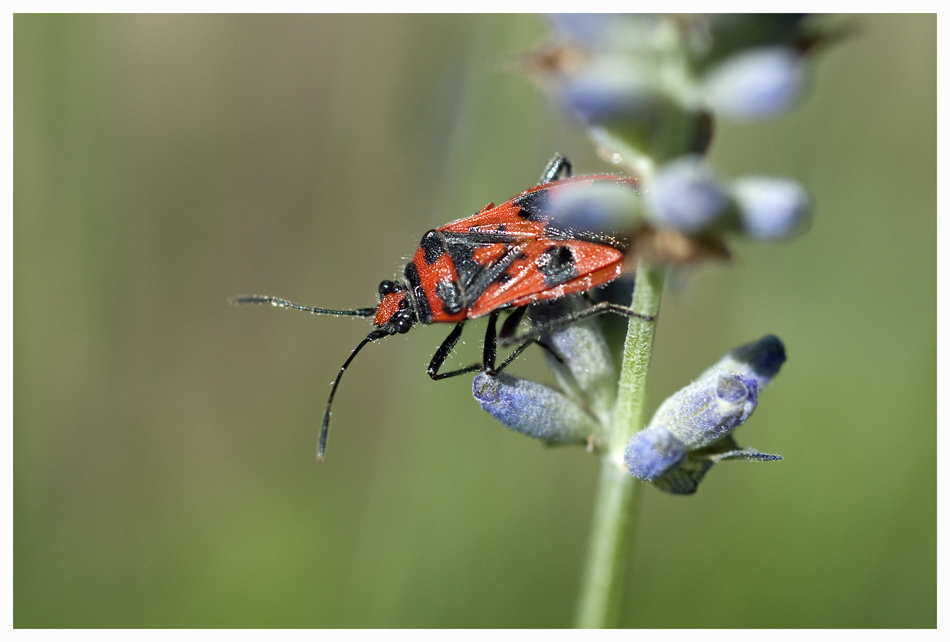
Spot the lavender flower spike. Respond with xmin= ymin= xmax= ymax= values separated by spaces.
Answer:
xmin=625 ymin=335 xmax=786 ymax=491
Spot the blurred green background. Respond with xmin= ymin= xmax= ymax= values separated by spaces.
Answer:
xmin=14 ymin=14 xmax=935 ymax=628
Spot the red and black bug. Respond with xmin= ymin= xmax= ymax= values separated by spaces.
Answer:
xmin=231 ymin=155 xmax=652 ymax=460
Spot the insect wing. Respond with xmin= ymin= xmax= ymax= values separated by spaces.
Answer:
xmin=465 ymin=238 xmax=624 ymax=318
xmin=439 ymin=203 xmax=546 ymax=242
xmin=433 ymin=174 xmax=635 ymax=319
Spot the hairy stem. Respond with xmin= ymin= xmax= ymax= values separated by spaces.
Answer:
xmin=575 ymin=263 xmax=664 ymax=628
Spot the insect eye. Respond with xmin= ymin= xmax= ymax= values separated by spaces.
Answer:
xmin=379 ymin=280 xmax=395 ymax=296
xmin=398 ymin=296 xmax=409 ymax=310
xmin=394 ymin=315 xmax=412 ymax=334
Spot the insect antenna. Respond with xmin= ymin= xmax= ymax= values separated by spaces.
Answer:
xmin=319 ymin=329 xmax=390 ymax=462
xmin=229 ymin=294 xmax=377 ymax=317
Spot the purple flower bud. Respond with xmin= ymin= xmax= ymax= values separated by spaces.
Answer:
xmin=703 ymin=334 xmax=786 ymax=390
xmin=703 ymin=46 xmax=804 ymax=120
xmin=548 ymin=178 xmax=641 ymax=232
xmin=647 ymin=156 xmax=729 ymax=233
xmin=730 ymin=177 xmax=810 ymax=240
xmin=648 ymin=370 xmax=759 ymax=450
xmin=623 ymin=426 xmax=687 ymax=482
xmin=560 ymin=63 xmax=656 ymax=124
xmin=472 ymin=372 xmax=598 ymax=444
xmin=631 ymin=337 xmax=787 ymax=492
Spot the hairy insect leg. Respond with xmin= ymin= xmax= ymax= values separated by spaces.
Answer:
xmin=499 ymin=306 xmax=528 ymax=341
xmin=483 ymin=310 xmax=564 ymax=373
xmin=538 ymin=154 xmax=573 ymax=185
xmin=500 ymin=301 xmax=656 ymax=347
xmin=490 ymin=337 xmax=567 ymax=375
xmin=499 ymin=306 xmax=565 ymax=366
xmin=427 ymin=322 xmax=483 ymax=381
xmin=428 ymin=309 xmax=569 ymax=381
xmin=482 ymin=310 xmax=501 ymax=374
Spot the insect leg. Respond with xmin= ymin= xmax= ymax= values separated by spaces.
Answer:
xmin=491 ymin=337 xmax=566 ymax=375
xmin=427 ymin=322 xmax=483 ymax=381
xmin=538 ymin=154 xmax=573 ymax=184
xmin=482 ymin=306 xmax=565 ymax=374
xmin=482 ymin=311 xmax=501 ymax=374
xmin=492 ymin=340 xmax=533 ymax=374
xmin=534 ymin=339 xmax=566 ymax=365
xmin=427 ymin=311 xmax=543 ymax=380
xmin=428 ymin=310 xmax=570 ymax=381
xmin=500 ymin=301 xmax=655 ymax=347
xmin=498 ymin=306 xmax=566 ymax=366
xmin=499 ymin=306 xmax=528 ymax=342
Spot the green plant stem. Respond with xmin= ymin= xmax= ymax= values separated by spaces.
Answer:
xmin=574 ymin=263 xmax=665 ymax=628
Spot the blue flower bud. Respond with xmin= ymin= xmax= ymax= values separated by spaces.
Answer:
xmin=702 ymin=334 xmax=786 ymax=390
xmin=560 ymin=62 xmax=657 ymax=124
xmin=623 ymin=426 xmax=687 ymax=482
xmin=648 ymin=370 xmax=759 ymax=450
xmin=472 ymin=372 xmax=599 ymax=444
xmin=634 ymin=337 xmax=787 ymax=493
xmin=548 ymin=178 xmax=642 ymax=232
xmin=730 ymin=177 xmax=810 ymax=240
xmin=647 ymin=156 xmax=729 ymax=233
xmin=703 ymin=46 xmax=804 ymax=120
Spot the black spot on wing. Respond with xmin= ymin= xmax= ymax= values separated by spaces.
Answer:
xmin=513 ymin=187 xmax=551 ymax=221
xmin=536 ymin=245 xmax=578 ymax=287
xmin=463 ymin=246 xmax=527 ymax=307
xmin=493 ymin=250 xmax=529 ymax=286
xmin=444 ymin=238 xmax=480 ymax=289
xmin=420 ymin=230 xmax=445 ymax=265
